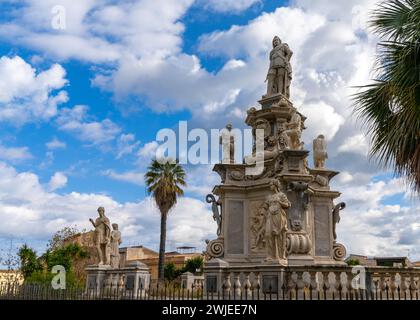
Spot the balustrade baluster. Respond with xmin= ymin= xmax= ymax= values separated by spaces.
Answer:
xmin=244 ymin=273 xmax=252 ymax=299
xmin=224 ymin=273 xmax=231 ymax=300
xmin=296 ymin=271 xmax=305 ymax=300
xmin=308 ymin=271 xmax=318 ymax=300
xmin=322 ymin=272 xmax=330 ymax=300
xmin=400 ymin=273 xmax=408 ymax=300
xmin=234 ymin=274 xmax=241 ymax=300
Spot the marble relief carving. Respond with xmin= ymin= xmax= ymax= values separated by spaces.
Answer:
xmin=250 ymin=200 xmax=266 ymax=252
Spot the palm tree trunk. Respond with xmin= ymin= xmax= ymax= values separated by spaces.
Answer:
xmin=157 ymin=211 xmax=168 ymax=282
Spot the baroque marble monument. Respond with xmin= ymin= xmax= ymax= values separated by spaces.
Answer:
xmin=204 ymin=36 xmax=347 ymax=292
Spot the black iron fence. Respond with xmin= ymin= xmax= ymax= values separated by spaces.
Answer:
xmin=1 ymin=280 xmax=419 ymax=300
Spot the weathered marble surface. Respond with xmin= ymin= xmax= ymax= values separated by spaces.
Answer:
xmin=226 ymin=200 xmax=244 ymax=254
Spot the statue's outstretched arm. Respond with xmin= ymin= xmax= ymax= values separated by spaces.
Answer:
xmin=89 ymin=218 xmax=96 ymax=228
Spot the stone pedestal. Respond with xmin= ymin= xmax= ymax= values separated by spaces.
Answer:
xmin=122 ymin=261 xmax=150 ymax=297
xmin=85 ymin=265 xmax=111 ymax=294
xmin=85 ymin=261 xmax=150 ymax=298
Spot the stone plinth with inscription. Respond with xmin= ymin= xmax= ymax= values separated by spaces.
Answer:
xmin=203 ymin=36 xmax=347 ymax=292
xmin=85 ymin=261 xmax=150 ymax=298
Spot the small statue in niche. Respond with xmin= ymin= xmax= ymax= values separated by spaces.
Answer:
xmin=313 ymin=134 xmax=328 ymax=169
xmin=332 ymin=202 xmax=346 ymax=241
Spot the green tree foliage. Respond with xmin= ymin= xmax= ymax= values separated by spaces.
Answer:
xmin=353 ymin=0 xmax=420 ymax=192
xmin=182 ymin=256 xmax=204 ymax=274
xmin=18 ymin=242 xmax=89 ymax=287
xmin=18 ymin=244 xmax=42 ymax=279
xmin=48 ymin=226 xmax=85 ymax=251
xmin=164 ymin=263 xmax=182 ymax=281
xmin=346 ymin=259 xmax=361 ymax=266
xmin=163 ymin=256 xmax=204 ymax=281
xmin=42 ymin=243 xmax=88 ymax=272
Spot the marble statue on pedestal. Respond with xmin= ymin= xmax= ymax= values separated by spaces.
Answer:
xmin=263 ymin=180 xmax=290 ymax=264
xmin=220 ymin=123 xmax=235 ymax=164
xmin=89 ymin=207 xmax=111 ymax=265
xmin=110 ymin=223 xmax=122 ymax=268
xmin=85 ymin=212 xmax=151 ymax=295
xmin=313 ymin=134 xmax=328 ymax=169
xmin=265 ymin=36 xmax=293 ymax=98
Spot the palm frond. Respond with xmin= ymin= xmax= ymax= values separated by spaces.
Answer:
xmin=353 ymin=0 xmax=420 ymax=193
xmin=370 ymin=0 xmax=417 ymax=41
xmin=144 ymin=159 xmax=187 ymax=214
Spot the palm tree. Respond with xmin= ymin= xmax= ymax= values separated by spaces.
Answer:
xmin=145 ymin=159 xmax=186 ymax=282
xmin=353 ymin=0 xmax=420 ymax=192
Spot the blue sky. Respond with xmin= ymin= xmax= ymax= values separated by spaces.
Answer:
xmin=0 ymin=0 xmax=418 ymax=264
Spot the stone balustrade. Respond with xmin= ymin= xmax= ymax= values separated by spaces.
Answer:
xmin=209 ymin=266 xmax=420 ymax=300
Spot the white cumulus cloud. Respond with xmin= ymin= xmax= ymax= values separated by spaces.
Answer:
xmin=56 ymin=105 xmax=121 ymax=145
xmin=48 ymin=172 xmax=68 ymax=191
xmin=0 ymin=56 xmax=68 ymax=125
xmin=202 ymin=0 xmax=261 ymax=13
xmin=0 ymin=144 xmax=32 ymax=162
xmin=338 ymin=134 xmax=369 ymax=155
xmin=46 ymin=137 xmax=66 ymax=150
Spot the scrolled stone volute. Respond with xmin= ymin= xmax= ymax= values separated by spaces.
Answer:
xmin=205 ymin=238 xmax=224 ymax=260
xmin=332 ymin=242 xmax=346 ymax=261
